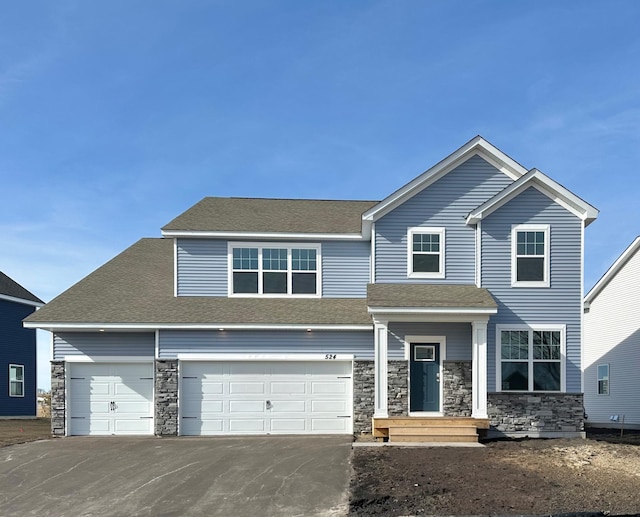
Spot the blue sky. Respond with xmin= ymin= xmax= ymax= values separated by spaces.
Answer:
xmin=2 ymin=1 xmax=639 ymax=389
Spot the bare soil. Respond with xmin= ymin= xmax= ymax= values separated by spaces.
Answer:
xmin=0 ymin=418 xmax=51 ymax=447
xmin=350 ymin=430 xmax=640 ymax=516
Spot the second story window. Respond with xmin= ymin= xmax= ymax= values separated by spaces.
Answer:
xmin=407 ymin=227 xmax=445 ymax=279
xmin=512 ymin=224 xmax=549 ymax=287
xmin=230 ymin=244 xmax=320 ymax=296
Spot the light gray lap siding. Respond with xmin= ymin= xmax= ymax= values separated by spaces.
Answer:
xmin=158 ymin=329 xmax=376 ymax=359
xmin=53 ymin=332 xmax=155 ymax=360
xmin=322 ymin=241 xmax=370 ymax=297
xmin=375 ymin=155 xmax=513 ymax=284
xmin=481 ymin=187 xmax=583 ymax=392
xmin=388 ymin=322 xmax=472 ymax=360
xmin=176 ymin=239 xmax=228 ymax=296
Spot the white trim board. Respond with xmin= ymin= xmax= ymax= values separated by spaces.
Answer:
xmin=176 ymin=353 xmax=354 ymax=361
xmin=1 ymin=293 xmax=44 ymax=307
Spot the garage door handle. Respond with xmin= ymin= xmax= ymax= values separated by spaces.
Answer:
xmin=266 ymin=400 xmax=273 ymax=410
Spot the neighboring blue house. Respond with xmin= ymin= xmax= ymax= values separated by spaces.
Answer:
xmin=0 ymin=272 xmax=43 ymax=417
xmin=25 ymin=137 xmax=598 ymax=440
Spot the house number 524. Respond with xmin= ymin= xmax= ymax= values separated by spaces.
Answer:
xmin=324 ymin=354 xmax=337 ymax=360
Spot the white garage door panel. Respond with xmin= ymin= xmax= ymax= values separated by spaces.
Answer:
xmin=69 ymin=363 xmax=154 ymax=436
xmin=180 ymin=361 xmax=352 ymax=435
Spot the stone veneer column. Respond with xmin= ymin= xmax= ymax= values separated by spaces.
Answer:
xmin=387 ymin=360 xmax=408 ymax=417
xmin=50 ymin=361 xmax=65 ymax=436
xmin=155 ymin=359 xmax=178 ymax=436
xmin=442 ymin=361 xmax=472 ymax=416
xmin=352 ymin=361 xmax=375 ymax=434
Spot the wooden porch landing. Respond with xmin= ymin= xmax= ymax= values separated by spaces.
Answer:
xmin=373 ymin=417 xmax=490 ymax=443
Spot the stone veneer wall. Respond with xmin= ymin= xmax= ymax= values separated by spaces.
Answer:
xmin=50 ymin=361 xmax=65 ymax=436
xmin=155 ymin=359 xmax=178 ymax=436
xmin=352 ymin=361 xmax=374 ymax=434
xmin=442 ymin=360 xmax=472 ymax=417
xmin=388 ymin=360 xmax=408 ymax=417
xmin=487 ymin=392 xmax=585 ymax=436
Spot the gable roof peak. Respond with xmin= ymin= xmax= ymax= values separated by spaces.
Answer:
xmin=362 ymin=136 xmax=529 ymax=222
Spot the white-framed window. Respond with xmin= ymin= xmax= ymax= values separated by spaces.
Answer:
xmin=597 ymin=364 xmax=609 ymax=395
xmin=496 ymin=325 xmax=565 ymax=392
xmin=228 ymin=243 xmax=321 ymax=297
xmin=9 ymin=364 xmax=24 ymax=397
xmin=407 ymin=227 xmax=445 ymax=279
xmin=511 ymin=224 xmax=550 ymax=287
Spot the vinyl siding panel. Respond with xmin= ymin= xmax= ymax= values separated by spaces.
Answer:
xmin=176 ymin=239 xmax=227 ymax=296
xmin=322 ymin=241 xmax=370 ymax=297
xmin=584 ymin=247 xmax=640 ymax=426
xmin=482 ymin=187 xmax=583 ymax=392
xmin=0 ymin=299 xmax=37 ymax=416
xmin=158 ymin=329 xmax=376 ymax=359
xmin=375 ymin=155 xmax=513 ymax=284
xmin=54 ymin=332 xmax=155 ymax=360
xmin=388 ymin=322 xmax=472 ymax=360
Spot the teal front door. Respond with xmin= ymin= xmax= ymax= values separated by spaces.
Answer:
xmin=409 ymin=343 xmax=440 ymax=412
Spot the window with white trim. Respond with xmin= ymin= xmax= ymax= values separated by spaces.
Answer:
xmin=408 ymin=227 xmax=445 ymax=278
xmin=229 ymin=244 xmax=320 ymax=296
xmin=9 ymin=364 xmax=24 ymax=397
xmin=498 ymin=327 xmax=563 ymax=391
xmin=597 ymin=364 xmax=609 ymax=395
xmin=511 ymin=224 xmax=549 ymax=287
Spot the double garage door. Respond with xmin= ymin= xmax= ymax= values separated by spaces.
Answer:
xmin=181 ymin=361 xmax=352 ymax=435
xmin=68 ymin=360 xmax=352 ymax=436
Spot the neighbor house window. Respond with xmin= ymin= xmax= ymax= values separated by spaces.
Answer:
xmin=511 ymin=224 xmax=549 ymax=287
xmin=229 ymin=244 xmax=320 ymax=296
xmin=498 ymin=327 xmax=563 ymax=392
xmin=407 ymin=227 xmax=445 ymax=278
xmin=9 ymin=364 xmax=24 ymax=397
xmin=597 ymin=364 xmax=609 ymax=395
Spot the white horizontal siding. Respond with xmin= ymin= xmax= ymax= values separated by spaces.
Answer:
xmin=159 ymin=329 xmax=376 ymax=359
xmin=375 ymin=155 xmax=513 ymax=284
xmin=584 ymin=247 xmax=640 ymax=426
xmin=177 ymin=239 xmax=227 ymax=296
xmin=482 ymin=187 xmax=582 ymax=392
xmin=54 ymin=332 xmax=155 ymax=360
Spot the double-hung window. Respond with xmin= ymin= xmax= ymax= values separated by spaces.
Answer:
xmin=230 ymin=244 xmax=320 ymax=296
xmin=597 ymin=364 xmax=609 ymax=395
xmin=408 ymin=227 xmax=445 ymax=278
xmin=9 ymin=364 xmax=24 ymax=397
xmin=512 ymin=224 xmax=549 ymax=287
xmin=498 ymin=327 xmax=564 ymax=392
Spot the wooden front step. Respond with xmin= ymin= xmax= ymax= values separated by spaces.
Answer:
xmin=388 ymin=425 xmax=478 ymax=443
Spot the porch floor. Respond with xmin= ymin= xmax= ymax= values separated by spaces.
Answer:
xmin=372 ymin=417 xmax=490 ymax=443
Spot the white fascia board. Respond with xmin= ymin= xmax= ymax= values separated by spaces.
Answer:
xmin=177 ymin=353 xmax=354 ymax=361
xmin=162 ymin=230 xmax=368 ymax=241
xmin=466 ymin=169 xmax=599 ymax=226
xmin=64 ymin=356 xmax=153 ymax=363
xmin=0 ymin=294 xmax=44 ymax=307
xmin=362 ymin=136 xmax=528 ymax=223
xmin=584 ymin=236 xmax=640 ymax=304
xmin=367 ymin=306 xmax=497 ymax=315
xmin=23 ymin=322 xmax=373 ymax=331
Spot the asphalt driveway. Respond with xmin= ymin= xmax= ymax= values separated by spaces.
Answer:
xmin=0 ymin=435 xmax=352 ymax=516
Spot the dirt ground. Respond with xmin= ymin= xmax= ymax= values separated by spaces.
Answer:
xmin=0 ymin=418 xmax=51 ymax=447
xmin=350 ymin=429 xmax=640 ymax=516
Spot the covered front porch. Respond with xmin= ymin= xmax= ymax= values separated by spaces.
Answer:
xmin=367 ymin=284 xmax=497 ymax=442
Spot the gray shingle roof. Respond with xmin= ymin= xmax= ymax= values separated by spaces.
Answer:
xmin=367 ymin=283 xmax=497 ymax=309
xmin=24 ymin=238 xmax=372 ymax=326
xmin=0 ymin=272 xmax=43 ymax=304
xmin=162 ymin=197 xmax=379 ymax=234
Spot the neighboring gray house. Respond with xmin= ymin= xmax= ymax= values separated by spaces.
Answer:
xmin=583 ymin=237 xmax=640 ymax=430
xmin=25 ymin=136 xmax=598 ymax=440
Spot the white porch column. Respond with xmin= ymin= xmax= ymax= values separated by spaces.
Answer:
xmin=471 ymin=320 xmax=488 ymax=419
xmin=373 ymin=319 xmax=389 ymax=418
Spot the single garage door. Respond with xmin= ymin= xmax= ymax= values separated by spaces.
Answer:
xmin=180 ymin=361 xmax=352 ymax=435
xmin=69 ymin=363 xmax=154 ymax=436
